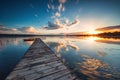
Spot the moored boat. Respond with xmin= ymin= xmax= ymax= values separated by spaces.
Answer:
xmin=23 ymin=38 xmax=35 ymax=41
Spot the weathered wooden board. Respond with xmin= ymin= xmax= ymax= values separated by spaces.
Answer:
xmin=6 ymin=38 xmax=79 ymax=80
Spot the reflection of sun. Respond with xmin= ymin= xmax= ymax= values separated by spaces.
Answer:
xmin=88 ymin=37 xmax=95 ymax=42
xmin=87 ymin=37 xmax=99 ymax=43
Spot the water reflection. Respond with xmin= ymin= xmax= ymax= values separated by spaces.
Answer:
xmin=96 ymin=51 xmax=106 ymax=57
xmin=95 ymin=38 xmax=120 ymax=45
xmin=0 ymin=37 xmax=31 ymax=49
xmin=0 ymin=36 xmax=120 ymax=80
xmin=47 ymin=42 xmax=79 ymax=52
xmin=43 ymin=36 xmax=120 ymax=80
xmin=24 ymin=41 xmax=34 ymax=45
xmin=0 ymin=38 xmax=19 ymax=49
xmin=77 ymin=54 xmax=110 ymax=80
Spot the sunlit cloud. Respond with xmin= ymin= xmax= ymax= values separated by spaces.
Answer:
xmin=0 ymin=0 xmax=120 ymax=35
xmin=42 ymin=19 xmax=80 ymax=31
xmin=18 ymin=26 xmax=39 ymax=34
xmin=64 ymin=18 xmax=69 ymax=24
xmin=43 ymin=19 xmax=64 ymax=30
xmin=96 ymin=25 xmax=120 ymax=32
xmin=69 ymin=19 xmax=80 ymax=27
xmin=0 ymin=19 xmax=81 ymax=34
xmin=51 ymin=12 xmax=60 ymax=18
xmin=0 ymin=25 xmax=41 ymax=34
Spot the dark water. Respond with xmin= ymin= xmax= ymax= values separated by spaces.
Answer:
xmin=0 ymin=36 xmax=120 ymax=80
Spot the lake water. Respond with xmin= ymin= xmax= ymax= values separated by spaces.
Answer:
xmin=0 ymin=36 xmax=120 ymax=80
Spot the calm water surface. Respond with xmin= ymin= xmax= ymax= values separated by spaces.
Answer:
xmin=0 ymin=36 xmax=120 ymax=80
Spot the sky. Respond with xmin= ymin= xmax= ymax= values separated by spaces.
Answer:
xmin=0 ymin=0 xmax=120 ymax=34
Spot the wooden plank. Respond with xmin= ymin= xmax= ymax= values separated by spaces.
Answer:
xmin=6 ymin=38 xmax=79 ymax=80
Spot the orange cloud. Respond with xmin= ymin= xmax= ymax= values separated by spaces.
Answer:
xmin=96 ymin=25 xmax=120 ymax=32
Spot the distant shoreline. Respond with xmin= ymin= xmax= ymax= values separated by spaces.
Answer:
xmin=0 ymin=32 xmax=120 ymax=38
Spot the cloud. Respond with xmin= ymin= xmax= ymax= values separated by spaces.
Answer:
xmin=0 ymin=25 xmax=19 ymax=34
xmin=47 ymin=4 xmax=51 ymax=9
xmin=59 ymin=0 xmax=67 ymax=3
xmin=51 ymin=5 xmax=55 ymax=9
xmin=62 ymin=7 xmax=65 ymax=11
xmin=0 ymin=25 xmax=40 ymax=34
xmin=96 ymin=25 xmax=120 ymax=32
xmin=43 ymin=19 xmax=80 ymax=30
xmin=64 ymin=18 xmax=69 ymax=24
xmin=18 ymin=26 xmax=39 ymax=34
xmin=47 ymin=0 xmax=66 ymax=19
xmin=47 ymin=4 xmax=55 ymax=10
xmin=58 ymin=3 xmax=63 ymax=12
xmin=55 ymin=12 xmax=61 ymax=17
xmin=43 ymin=19 xmax=64 ymax=30
xmin=69 ymin=19 xmax=80 ymax=26
xmin=51 ymin=12 xmax=61 ymax=18
xmin=34 ymin=14 xmax=38 ymax=17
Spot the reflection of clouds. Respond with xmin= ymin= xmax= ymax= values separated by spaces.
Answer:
xmin=24 ymin=41 xmax=33 ymax=45
xmin=68 ymin=43 xmax=79 ymax=51
xmin=96 ymin=51 xmax=106 ymax=57
xmin=56 ymin=53 xmax=61 ymax=58
xmin=0 ymin=36 xmax=45 ymax=49
xmin=0 ymin=38 xmax=19 ymax=49
xmin=44 ymin=37 xmax=120 ymax=79
xmin=45 ymin=37 xmax=79 ymax=53
xmin=56 ymin=42 xmax=66 ymax=52
xmin=55 ymin=42 xmax=79 ymax=52
xmin=77 ymin=54 xmax=110 ymax=80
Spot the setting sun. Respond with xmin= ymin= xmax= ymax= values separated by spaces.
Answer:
xmin=87 ymin=30 xmax=99 ymax=34
xmin=86 ymin=28 xmax=99 ymax=34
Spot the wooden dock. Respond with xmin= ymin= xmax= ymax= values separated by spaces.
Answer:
xmin=6 ymin=38 xmax=79 ymax=80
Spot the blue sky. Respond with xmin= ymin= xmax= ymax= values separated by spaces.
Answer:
xmin=0 ymin=0 xmax=120 ymax=34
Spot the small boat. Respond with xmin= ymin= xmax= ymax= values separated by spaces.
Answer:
xmin=23 ymin=38 xmax=35 ymax=41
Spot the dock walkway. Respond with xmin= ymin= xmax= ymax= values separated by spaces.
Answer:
xmin=6 ymin=38 xmax=79 ymax=80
